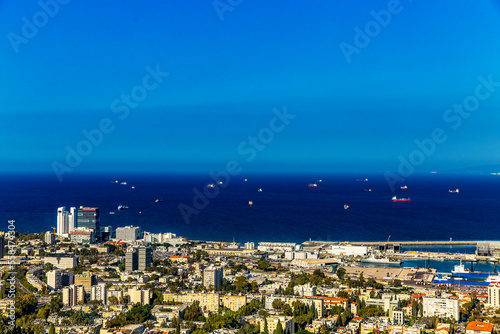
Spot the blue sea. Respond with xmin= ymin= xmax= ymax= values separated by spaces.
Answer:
xmin=1 ymin=172 xmax=500 ymax=245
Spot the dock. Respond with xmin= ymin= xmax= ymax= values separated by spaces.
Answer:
xmin=304 ymin=240 xmax=488 ymax=247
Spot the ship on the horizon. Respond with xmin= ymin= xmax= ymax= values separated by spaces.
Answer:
xmin=392 ymin=196 xmax=410 ymax=202
xmin=118 ymin=204 xmax=129 ymax=210
xmin=308 ymin=183 xmax=318 ymax=188
xmin=360 ymin=255 xmax=402 ymax=266
xmin=449 ymin=189 xmax=459 ymax=193
xmin=401 ymin=185 xmax=408 ymax=189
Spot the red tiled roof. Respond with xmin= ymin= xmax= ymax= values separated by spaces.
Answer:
xmin=466 ymin=322 xmax=494 ymax=332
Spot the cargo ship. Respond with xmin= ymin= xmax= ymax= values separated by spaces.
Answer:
xmin=118 ymin=204 xmax=129 ymax=210
xmin=433 ymin=262 xmax=500 ymax=286
xmin=360 ymin=255 xmax=402 ymax=266
xmin=449 ymin=189 xmax=459 ymax=193
xmin=308 ymin=183 xmax=318 ymax=188
xmin=392 ymin=196 xmax=410 ymax=201
xmin=400 ymin=185 xmax=407 ymax=189
xmin=451 ymin=262 xmax=492 ymax=279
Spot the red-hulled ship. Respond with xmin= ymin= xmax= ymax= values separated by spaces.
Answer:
xmin=308 ymin=183 xmax=318 ymax=188
xmin=392 ymin=196 xmax=410 ymax=202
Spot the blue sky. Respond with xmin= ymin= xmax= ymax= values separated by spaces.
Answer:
xmin=1 ymin=1 xmax=500 ymax=175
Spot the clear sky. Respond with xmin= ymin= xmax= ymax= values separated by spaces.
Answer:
xmin=2 ymin=1 xmax=500 ymax=175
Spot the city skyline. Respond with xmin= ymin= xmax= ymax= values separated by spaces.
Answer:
xmin=2 ymin=1 xmax=500 ymax=176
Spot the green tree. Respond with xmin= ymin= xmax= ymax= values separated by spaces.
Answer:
xmin=263 ymin=317 xmax=269 ymax=334
xmin=392 ymin=279 xmax=402 ymax=287
xmin=336 ymin=267 xmax=346 ymax=280
xmin=258 ymin=259 xmax=272 ymax=271
xmin=49 ymin=323 xmax=56 ymax=334
xmin=274 ymin=320 xmax=283 ymax=334
xmin=234 ymin=276 xmax=249 ymax=293
xmin=44 ymin=262 xmax=54 ymax=272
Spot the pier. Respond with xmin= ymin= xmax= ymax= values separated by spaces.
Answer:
xmin=304 ymin=240 xmax=488 ymax=247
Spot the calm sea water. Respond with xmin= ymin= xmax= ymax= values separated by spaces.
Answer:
xmin=1 ymin=172 xmax=499 ymax=244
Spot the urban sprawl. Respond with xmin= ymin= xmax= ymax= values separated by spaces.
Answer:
xmin=2 ymin=206 xmax=500 ymax=334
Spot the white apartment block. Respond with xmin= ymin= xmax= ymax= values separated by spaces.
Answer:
xmin=91 ymin=283 xmax=107 ymax=304
xmin=293 ymin=283 xmax=317 ymax=297
xmin=422 ymin=296 xmax=459 ymax=321
xmin=116 ymin=226 xmax=141 ymax=242
xmin=488 ymin=284 xmax=500 ymax=307
xmin=144 ymin=232 xmax=177 ymax=243
xmin=44 ymin=256 xmax=77 ymax=270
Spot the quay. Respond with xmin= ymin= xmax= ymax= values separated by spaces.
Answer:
xmin=304 ymin=240 xmax=488 ymax=247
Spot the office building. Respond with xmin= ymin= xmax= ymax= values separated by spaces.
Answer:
xmin=56 ymin=207 xmax=76 ymax=236
xmin=203 ymin=266 xmax=223 ymax=290
xmin=126 ymin=247 xmax=152 ymax=271
xmin=126 ymin=249 xmax=138 ymax=272
xmin=74 ymin=271 xmax=96 ymax=295
xmin=101 ymin=226 xmax=114 ymax=241
xmin=47 ymin=270 xmax=74 ymax=290
xmin=422 ymin=296 xmax=459 ymax=321
xmin=0 ymin=235 xmax=4 ymax=258
xmin=77 ymin=206 xmax=100 ymax=237
xmin=116 ymin=226 xmax=141 ymax=242
xmin=91 ymin=283 xmax=107 ymax=304
xmin=138 ymin=247 xmax=152 ymax=270
xmin=70 ymin=228 xmax=95 ymax=244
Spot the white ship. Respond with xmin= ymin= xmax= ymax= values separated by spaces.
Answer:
xmin=360 ymin=255 xmax=402 ymax=265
